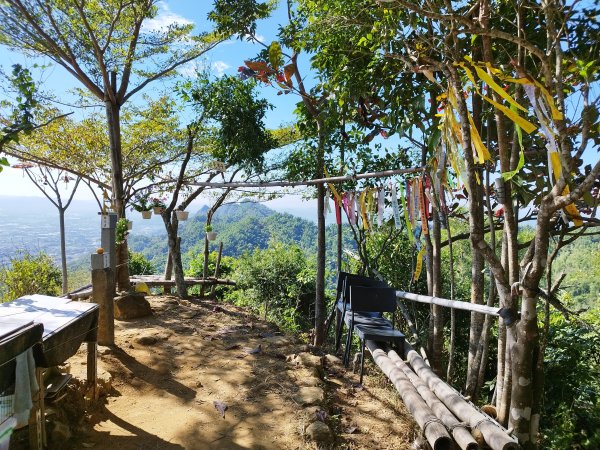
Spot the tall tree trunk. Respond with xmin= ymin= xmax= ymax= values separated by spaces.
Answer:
xmin=337 ymin=135 xmax=345 ymax=272
xmin=164 ymin=216 xmax=187 ymax=299
xmin=465 ymin=35 xmax=486 ymax=396
xmin=510 ymin=289 xmax=539 ymax=449
xmin=446 ymin=221 xmax=457 ymax=383
xmin=509 ymin=203 xmax=551 ymax=447
xmin=314 ymin=127 xmax=326 ymax=346
xmin=430 ymin=208 xmax=444 ymax=376
xmin=58 ymin=208 xmax=68 ymax=294
xmin=465 ymin=180 xmax=485 ymax=397
xmin=105 ymin=98 xmax=130 ymax=291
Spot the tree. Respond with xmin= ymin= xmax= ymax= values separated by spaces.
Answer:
xmin=0 ymin=0 xmax=222 ymax=285
xmin=5 ymin=98 xmax=185 ymax=289
xmin=157 ymin=74 xmax=275 ymax=298
xmin=296 ymin=0 xmax=600 ymax=446
xmin=228 ymin=241 xmax=316 ymax=332
xmin=210 ymin=0 xmax=349 ymax=345
xmin=18 ymin=164 xmax=81 ymax=294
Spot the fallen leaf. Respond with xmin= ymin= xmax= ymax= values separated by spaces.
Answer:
xmin=315 ymin=409 xmax=328 ymax=422
xmin=213 ymin=400 xmax=228 ymax=418
xmin=343 ymin=426 xmax=358 ymax=434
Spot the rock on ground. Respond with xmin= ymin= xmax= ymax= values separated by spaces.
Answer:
xmin=305 ymin=421 xmax=333 ymax=444
xmin=114 ymin=292 xmax=152 ymax=320
xmin=293 ymin=386 xmax=325 ymax=406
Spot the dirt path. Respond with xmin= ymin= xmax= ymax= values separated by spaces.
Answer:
xmin=55 ymin=296 xmax=417 ymax=449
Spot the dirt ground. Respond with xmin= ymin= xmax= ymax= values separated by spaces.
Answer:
xmin=43 ymin=295 xmax=418 ymax=449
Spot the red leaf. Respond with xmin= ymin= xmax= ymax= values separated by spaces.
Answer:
xmin=284 ymin=64 xmax=296 ymax=83
xmin=245 ymin=60 xmax=270 ymax=72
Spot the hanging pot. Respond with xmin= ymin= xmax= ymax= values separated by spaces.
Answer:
xmin=141 ymin=210 xmax=152 ymax=219
xmin=153 ymin=206 xmax=164 ymax=215
xmin=206 ymin=231 xmax=217 ymax=241
xmin=176 ymin=210 xmax=189 ymax=221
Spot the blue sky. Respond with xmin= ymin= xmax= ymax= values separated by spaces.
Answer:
xmin=0 ymin=1 xmax=326 ymax=220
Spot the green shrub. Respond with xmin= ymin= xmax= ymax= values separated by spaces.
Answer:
xmin=541 ymin=302 xmax=600 ymax=448
xmin=128 ymin=251 xmax=155 ymax=276
xmin=0 ymin=252 xmax=61 ymax=301
xmin=225 ymin=241 xmax=316 ymax=332
xmin=185 ymin=251 xmax=234 ymax=279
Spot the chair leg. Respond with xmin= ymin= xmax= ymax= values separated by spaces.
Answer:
xmin=335 ymin=304 xmax=346 ymax=352
xmin=359 ymin=339 xmax=366 ymax=385
xmin=343 ymin=325 xmax=354 ymax=366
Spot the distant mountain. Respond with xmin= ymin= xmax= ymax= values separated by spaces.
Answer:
xmin=0 ymin=196 xmax=355 ymax=275
xmin=128 ymin=202 xmax=355 ymax=272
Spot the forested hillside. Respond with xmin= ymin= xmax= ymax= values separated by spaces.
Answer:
xmin=128 ymin=202 xmax=356 ymax=272
xmin=553 ymin=234 xmax=600 ymax=308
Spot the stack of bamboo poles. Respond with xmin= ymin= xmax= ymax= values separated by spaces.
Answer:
xmin=365 ymin=340 xmax=519 ymax=450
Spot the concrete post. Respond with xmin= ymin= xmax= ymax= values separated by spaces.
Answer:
xmin=100 ymin=212 xmax=117 ymax=294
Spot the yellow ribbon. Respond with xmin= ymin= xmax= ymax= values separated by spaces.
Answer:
xmin=359 ymin=190 xmax=369 ymax=230
xmin=414 ymin=247 xmax=426 ymax=281
xmin=549 ymin=152 xmax=583 ymax=226
xmin=323 ymin=167 xmax=342 ymax=205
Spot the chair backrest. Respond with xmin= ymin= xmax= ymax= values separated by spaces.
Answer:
xmin=349 ymin=286 xmax=397 ymax=313
xmin=335 ymin=271 xmax=354 ymax=301
xmin=342 ymin=274 xmax=388 ymax=303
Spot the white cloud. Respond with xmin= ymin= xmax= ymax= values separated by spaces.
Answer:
xmin=238 ymin=34 xmax=266 ymax=44
xmin=177 ymin=60 xmax=231 ymax=78
xmin=143 ymin=1 xmax=193 ymax=32
xmin=177 ymin=60 xmax=204 ymax=78
xmin=212 ymin=61 xmax=230 ymax=75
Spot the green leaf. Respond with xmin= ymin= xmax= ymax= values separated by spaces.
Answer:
xmin=269 ymin=41 xmax=282 ymax=71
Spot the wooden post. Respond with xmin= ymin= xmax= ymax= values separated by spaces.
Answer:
xmin=87 ymin=341 xmax=98 ymax=400
xmin=210 ymin=242 xmax=223 ymax=297
xmin=91 ymin=261 xmax=114 ymax=346
xmin=200 ymin=235 xmax=209 ymax=297
xmin=28 ymin=368 xmax=45 ymax=450
xmin=164 ymin=247 xmax=173 ymax=294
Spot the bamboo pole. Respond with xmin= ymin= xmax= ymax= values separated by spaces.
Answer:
xmin=387 ymin=349 xmax=478 ymax=450
xmin=404 ymin=343 xmax=519 ymax=450
xmin=365 ymin=341 xmax=453 ymax=450
xmin=397 ymin=291 xmax=504 ymax=317
xmin=188 ymin=167 xmax=424 ymax=188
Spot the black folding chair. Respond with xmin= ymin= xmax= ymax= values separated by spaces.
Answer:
xmin=324 ymin=271 xmax=352 ymax=340
xmin=336 ymin=274 xmax=388 ymax=354
xmin=349 ymin=286 xmax=405 ymax=383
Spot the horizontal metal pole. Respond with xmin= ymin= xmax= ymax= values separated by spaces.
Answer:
xmin=396 ymin=291 xmax=502 ymax=317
